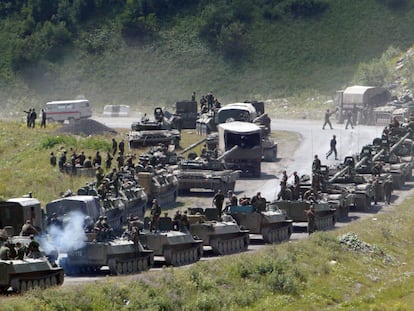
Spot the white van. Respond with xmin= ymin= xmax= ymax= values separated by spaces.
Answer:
xmin=45 ymin=99 xmax=92 ymax=122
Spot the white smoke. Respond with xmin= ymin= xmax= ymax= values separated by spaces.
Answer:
xmin=40 ymin=210 xmax=87 ymax=254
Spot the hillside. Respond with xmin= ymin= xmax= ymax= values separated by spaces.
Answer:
xmin=1 ymin=0 xmax=414 ymax=115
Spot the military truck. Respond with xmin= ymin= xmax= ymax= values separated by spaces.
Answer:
xmin=186 ymin=207 xmax=249 ymax=255
xmin=228 ymin=204 xmax=293 ymax=244
xmin=59 ymin=235 xmax=154 ymax=276
xmin=217 ymin=121 xmax=262 ymax=177
xmin=335 ymin=85 xmax=390 ymax=125
xmin=139 ymin=216 xmax=203 ymax=266
xmin=128 ymin=107 xmax=181 ymax=148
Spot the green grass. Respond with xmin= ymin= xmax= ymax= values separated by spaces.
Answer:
xmin=2 ymin=1 xmax=414 ymax=117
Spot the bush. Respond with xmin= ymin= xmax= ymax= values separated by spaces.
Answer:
xmin=283 ymin=0 xmax=329 ymax=18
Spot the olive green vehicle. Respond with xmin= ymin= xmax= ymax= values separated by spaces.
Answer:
xmin=271 ymin=200 xmax=336 ymax=231
xmin=228 ymin=204 xmax=293 ymax=244
xmin=0 ymin=256 xmax=64 ymax=293
xmin=139 ymin=217 xmax=203 ymax=266
xmin=59 ymin=235 xmax=154 ymax=276
xmin=186 ymin=207 xmax=250 ymax=255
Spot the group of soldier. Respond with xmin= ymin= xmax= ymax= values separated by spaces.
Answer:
xmin=24 ymin=108 xmax=46 ymax=128
xmin=193 ymin=91 xmax=222 ymax=114
xmin=212 ymin=189 xmax=267 ymax=217
xmin=0 ymin=220 xmax=42 ymax=260
xmin=276 ymin=170 xmax=301 ymax=201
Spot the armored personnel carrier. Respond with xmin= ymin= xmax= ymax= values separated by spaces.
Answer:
xmin=139 ymin=216 xmax=203 ymax=266
xmin=187 ymin=207 xmax=249 ymax=255
xmin=228 ymin=204 xmax=293 ymax=243
xmin=59 ymin=235 xmax=154 ymax=275
xmin=128 ymin=107 xmax=181 ymax=148
xmin=136 ymin=167 xmax=178 ymax=208
xmin=272 ymin=200 xmax=336 ymax=231
xmin=0 ymin=256 xmax=64 ymax=293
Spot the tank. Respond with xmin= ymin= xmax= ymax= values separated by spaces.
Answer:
xmin=0 ymin=257 xmax=64 ymax=293
xmin=59 ymin=235 xmax=154 ymax=276
xmin=175 ymin=157 xmax=240 ymax=194
xmin=228 ymin=204 xmax=293 ymax=244
xmin=139 ymin=217 xmax=203 ymax=266
xmin=186 ymin=207 xmax=249 ymax=255
xmin=272 ymin=200 xmax=336 ymax=231
xmin=128 ymin=107 xmax=181 ymax=148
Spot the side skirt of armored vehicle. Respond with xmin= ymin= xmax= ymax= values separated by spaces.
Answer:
xmin=272 ymin=200 xmax=336 ymax=231
xmin=176 ymin=170 xmax=239 ymax=194
xmin=0 ymin=258 xmax=64 ymax=293
xmin=187 ymin=208 xmax=249 ymax=255
xmin=139 ymin=217 xmax=203 ymax=266
xmin=59 ymin=236 xmax=154 ymax=276
xmin=228 ymin=205 xmax=293 ymax=244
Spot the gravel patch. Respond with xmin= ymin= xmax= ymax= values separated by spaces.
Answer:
xmin=55 ymin=119 xmax=118 ymax=136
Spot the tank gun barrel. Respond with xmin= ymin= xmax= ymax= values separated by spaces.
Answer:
xmin=389 ymin=132 xmax=410 ymax=154
xmin=178 ymin=138 xmax=207 ymax=155
xmin=217 ymin=145 xmax=239 ymax=161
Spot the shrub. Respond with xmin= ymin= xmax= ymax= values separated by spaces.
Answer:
xmin=283 ymin=0 xmax=329 ymax=18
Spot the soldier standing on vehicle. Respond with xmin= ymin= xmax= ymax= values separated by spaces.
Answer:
xmin=326 ymin=135 xmax=338 ymax=160
xmin=212 ymin=189 xmax=225 ymax=218
xmin=40 ymin=108 xmax=47 ymax=128
xmin=26 ymin=235 xmax=41 ymax=258
xmin=150 ymin=199 xmax=161 ymax=232
xmin=345 ymin=111 xmax=354 ymax=130
xmin=251 ymin=192 xmax=266 ymax=212
xmin=0 ymin=242 xmax=11 ymax=260
xmin=322 ymin=109 xmax=335 ymax=130
xmin=384 ymin=176 xmax=393 ymax=205
xmin=15 ymin=242 xmax=27 ymax=260
xmin=312 ymin=155 xmax=321 ymax=173
xmin=20 ymin=220 xmax=39 ymax=236
xmin=293 ymin=171 xmax=300 ymax=200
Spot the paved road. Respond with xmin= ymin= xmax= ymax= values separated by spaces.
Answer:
xmin=63 ymin=117 xmax=408 ymax=286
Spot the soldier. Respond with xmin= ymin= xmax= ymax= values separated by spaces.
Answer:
xmin=95 ymin=166 xmax=104 ymax=186
xmin=150 ymin=199 xmax=161 ymax=232
xmin=293 ymin=171 xmax=300 ymax=200
xmin=26 ymin=235 xmax=41 ymax=258
xmin=372 ymin=161 xmax=383 ymax=177
xmin=40 ymin=108 xmax=47 ymax=128
xmin=117 ymin=151 xmax=124 ymax=169
xmin=226 ymin=190 xmax=238 ymax=208
xmin=83 ymin=156 xmax=93 ymax=168
xmin=371 ymin=177 xmax=381 ymax=205
xmin=277 ymin=181 xmax=292 ymax=200
xmin=326 ymin=135 xmax=338 ymax=160
xmin=0 ymin=242 xmax=11 ymax=260
xmin=50 ymin=152 xmax=57 ymax=167
xmin=119 ymin=140 xmax=125 ymax=156
xmin=251 ymin=192 xmax=266 ymax=212
xmin=191 ymin=91 xmax=196 ymax=102
xmin=239 ymin=195 xmax=250 ymax=206
xmin=112 ymin=138 xmax=118 ymax=156
xmin=105 ymin=151 xmax=113 ymax=169
xmin=345 ymin=110 xmax=354 ymax=129
xmin=383 ymin=176 xmax=393 ymax=205
xmin=172 ymin=210 xmax=182 ymax=231
xmin=305 ymin=205 xmax=317 ymax=235
xmin=312 ymin=155 xmax=321 ymax=174
xmin=322 ymin=109 xmax=335 ymax=130
xmin=281 ymin=170 xmax=288 ymax=184
xmin=15 ymin=242 xmax=27 ymax=260
xmin=78 ymin=151 xmax=86 ymax=166
xmin=20 ymin=220 xmax=39 ymax=236
xmin=30 ymin=108 xmax=37 ymax=128
xmin=212 ymin=189 xmax=225 ymax=218
xmin=58 ymin=150 xmax=67 ymax=172
xmin=24 ymin=108 xmax=32 ymax=128
xmin=93 ymin=151 xmax=102 ymax=167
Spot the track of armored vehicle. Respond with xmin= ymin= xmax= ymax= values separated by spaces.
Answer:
xmin=187 ymin=207 xmax=249 ymax=255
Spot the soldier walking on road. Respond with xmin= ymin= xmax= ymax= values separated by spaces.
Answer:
xmin=326 ymin=135 xmax=338 ymax=160
xmin=322 ymin=109 xmax=335 ymax=130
